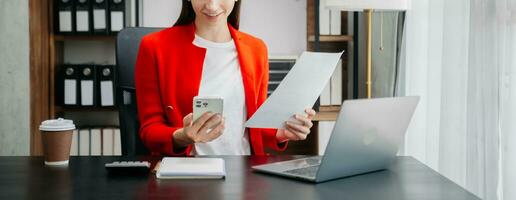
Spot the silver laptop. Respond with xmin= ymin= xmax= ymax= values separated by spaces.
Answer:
xmin=252 ymin=96 xmax=419 ymax=183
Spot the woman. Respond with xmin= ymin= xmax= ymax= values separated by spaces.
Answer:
xmin=135 ymin=0 xmax=316 ymax=156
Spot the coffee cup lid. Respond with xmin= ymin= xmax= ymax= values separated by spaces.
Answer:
xmin=39 ymin=118 xmax=76 ymax=131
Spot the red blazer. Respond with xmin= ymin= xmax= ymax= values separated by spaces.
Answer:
xmin=135 ymin=23 xmax=288 ymax=156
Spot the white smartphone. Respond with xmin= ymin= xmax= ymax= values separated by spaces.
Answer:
xmin=193 ymin=96 xmax=224 ymax=122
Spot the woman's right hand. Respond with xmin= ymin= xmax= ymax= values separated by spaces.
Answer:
xmin=172 ymin=112 xmax=225 ymax=148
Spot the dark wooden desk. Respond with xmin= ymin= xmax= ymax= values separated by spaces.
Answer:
xmin=0 ymin=156 xmax=479 ymax=200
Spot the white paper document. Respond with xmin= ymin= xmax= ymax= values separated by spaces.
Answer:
xmin=245 ymin=51 xmax=343 ymax=128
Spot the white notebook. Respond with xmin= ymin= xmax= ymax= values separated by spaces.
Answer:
xmin=156 ymin=158 xmax=226 ymax=179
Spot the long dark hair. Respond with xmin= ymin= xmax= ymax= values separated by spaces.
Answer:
xmin=174 ymin=0 xmax=241 ymax=30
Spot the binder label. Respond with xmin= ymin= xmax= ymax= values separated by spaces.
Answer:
xmin=93 ymin=9 xmax=107 ymax=29
xmin=100 ymin=81 xmax=114 ymax=106
xmin=64 ymin=79 xmax=77 ymax=105
xmin=81 ymin=80 xmax=94 ymax=106
xmin=76 ymin=11 xmax=90 ymax=32
xmin=110 ymin=11 xmax=124 ymax=32
xmin=59 ymin=11 xmax=73 ymax=32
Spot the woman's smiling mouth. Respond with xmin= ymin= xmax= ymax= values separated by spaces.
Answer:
xmin=203 ymin=11 xmax=224 ymax=19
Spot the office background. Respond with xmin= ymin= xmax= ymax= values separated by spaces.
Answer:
xmin=0 ymin=0 xmax=403 ymax=156
xmin=0 ymin=0 xmax=308 ymax=156
xmin=1 ymin=0 xmax=515 ymax=199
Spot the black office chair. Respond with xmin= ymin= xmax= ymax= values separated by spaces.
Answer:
xmin=116 ymin=27 xmax=162 ymax=156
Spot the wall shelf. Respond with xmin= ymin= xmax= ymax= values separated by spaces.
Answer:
xmin=55 ymin=106 xmax=118 ymax=113
xmin=29 ymin=0 xmax=351 ymax=156
xmin=313 ymin=111 xmax=339 ymax=121
xmin=308 ymin=35 xmax=353 ymax=42
xmin=53 ymin=35 xmax=116 ymax=42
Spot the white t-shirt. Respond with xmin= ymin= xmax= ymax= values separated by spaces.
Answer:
xmin=192 ymin=34 xmax=251 ymax=155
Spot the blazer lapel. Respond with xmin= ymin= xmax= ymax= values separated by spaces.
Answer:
xmin=172 ymin=24 xmax=206 ymax=114
xmin=229 ymin=25 xmax=257 ymax=118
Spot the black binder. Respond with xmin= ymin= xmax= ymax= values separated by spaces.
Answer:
xmin=92 ymin=0 xmax=108 ymax=35
xmin=55 ymin=0 xmax=75 ymax=34
xmin=74 ymin=0 xmax=91 ymax=34
xmin=78 ymin=65 xmax=98 ymax=107
xmin=60 ymin=65 xmax=79 ymax=106
xmin=97 ymin=65 xmax=116 ymax=107
xmin=108 ymin=0 xmax=125 ymax=34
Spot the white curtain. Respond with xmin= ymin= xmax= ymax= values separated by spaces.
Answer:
xmin=398 ymin=0 xmax=516 ymax=199
xmin=497 ymin=0 xmax=516 ymax=199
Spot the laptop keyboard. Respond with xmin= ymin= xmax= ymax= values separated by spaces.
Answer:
xmin=283 ymin=165 xmax=320 ymax=178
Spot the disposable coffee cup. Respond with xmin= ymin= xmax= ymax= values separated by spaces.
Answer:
xmin=39 ymin=118 xmax=76 ymax=166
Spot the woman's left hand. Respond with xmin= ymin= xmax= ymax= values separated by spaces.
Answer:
xmin=276 ymin=108 xmax=317 ymax=142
